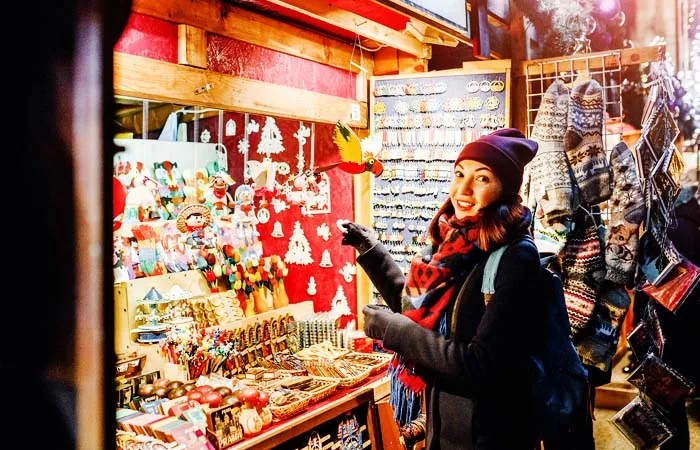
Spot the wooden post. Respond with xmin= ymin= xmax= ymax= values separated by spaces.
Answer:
xmin=178 ymin=24 xmax=207 ymax=69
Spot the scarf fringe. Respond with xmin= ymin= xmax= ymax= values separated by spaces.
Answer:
xmin=389 ymin=362 xmax=423 ymax=426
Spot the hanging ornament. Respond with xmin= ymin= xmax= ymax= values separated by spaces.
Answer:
xmin=294 ymin=122 xmax=311 ymax=175
xmin=339 ymin=262 xmax=356 ymax=283
xmin=307 ymin=277 xmax=317 ymax=296
xmin=319 ymin=250 xmax=333 ymax=268
xmin=257 ymin=116 xmax=285 ymax=157
xmin=271 ymin=221 xmax=284 ymax=238
xmin=225 ymin=119 xmax=236 ymax=136
xmin=316 ymin=223 xmax=331 ymax=241
xmin=200 ymin=128 xmax=211 ymax=143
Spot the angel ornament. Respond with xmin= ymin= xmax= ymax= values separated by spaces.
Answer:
xmin=200 ymin=172 xmax=235 ymax=217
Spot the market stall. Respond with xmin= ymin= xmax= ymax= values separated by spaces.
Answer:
xmin=109 ymin=1 xmax=699 ymax=449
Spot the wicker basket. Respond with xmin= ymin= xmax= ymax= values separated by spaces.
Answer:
xmin=310 ymin=365 xmax=372 ymax=389
xmin=304 ymin=378 xmax=340 ymax=404
xmin=268 ymin=391 xmax=311 ymax=421
xmin=341 ymin=352 xmax=393 ymax=375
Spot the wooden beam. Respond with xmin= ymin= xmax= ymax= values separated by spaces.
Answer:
xmin=470 ymin=0 xmax=490 ymax=60
xmin=515 ymin=45 xmax=667 ymax=77
xmin=178 ymin=24 xmax=207 ymax=68
xmin=263 ymin=0 xmax=430 ymax=59
xmin=114 ymin=52 xmax=368 ymax=128
xmin=131 ymin=0 xmax=374 ymax=75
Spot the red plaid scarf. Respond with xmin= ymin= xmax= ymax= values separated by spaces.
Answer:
xmin=389 ymin=213 xmax=482 ymax=425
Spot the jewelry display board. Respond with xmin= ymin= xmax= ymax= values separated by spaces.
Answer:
xmin=368 ymin=62 xmax=512 ymax=295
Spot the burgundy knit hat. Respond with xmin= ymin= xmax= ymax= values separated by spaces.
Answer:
xmin=455 ymin=128 xmax=538 ymax=196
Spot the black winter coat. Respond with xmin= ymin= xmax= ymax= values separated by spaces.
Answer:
xmin=357 ymin=239 xmax=544 ymax=450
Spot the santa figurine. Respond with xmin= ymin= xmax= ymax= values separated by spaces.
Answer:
xmin=199 ymin=171 xmax=235 ymax=217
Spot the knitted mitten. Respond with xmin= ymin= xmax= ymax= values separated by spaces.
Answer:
xmin=523 ymin=79 xmax=576 ymax=231
xmin=564 ymin=79 xmax=612 ymax=205
xmin=575 ymin=283 xmax=632 ymax=372
xmin=605 ymin=142 xmax=646 ymax=285
xmin=560 ymin=210 xmax=606 ymax=337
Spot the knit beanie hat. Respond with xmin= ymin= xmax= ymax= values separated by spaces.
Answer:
xmin=454 ymin=128 xmax=538 ymax=196
xmin=564 ymin=79 xmax=612 ymax=205
xmin=523 ymin=79 xmax=576 ymax=231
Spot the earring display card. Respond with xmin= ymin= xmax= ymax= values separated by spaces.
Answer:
xmin=611 ymin=395 xmax=675 ymax=450
xmin=626 ymin=352 xmax=696 ymax=410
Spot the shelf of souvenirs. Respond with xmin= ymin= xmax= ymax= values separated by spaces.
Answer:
xmin=116 ymin=351 xmax=391 ymax=450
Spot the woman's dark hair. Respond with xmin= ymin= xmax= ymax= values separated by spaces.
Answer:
xmin=429 ymin=195 xmax=532 ymax=251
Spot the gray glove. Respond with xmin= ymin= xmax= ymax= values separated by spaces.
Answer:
xmin=341 ymin=222 xmax=378 ymax=255
xmin=362 ymin=304 xmax=400 ymax=341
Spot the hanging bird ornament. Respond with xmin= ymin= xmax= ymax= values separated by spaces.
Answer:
xmin=313 ymin=121 xmax=384 ymax=177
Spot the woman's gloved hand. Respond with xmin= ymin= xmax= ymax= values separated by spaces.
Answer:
xmin=339 ymin=221 xmax=379 ymax=255
xmin=362 ymin=304 xmax=409 ymax=341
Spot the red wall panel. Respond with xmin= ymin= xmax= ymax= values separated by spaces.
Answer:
xmin=114 ymin=13 xmax=178 ymax=62
xmin=207 ymin=34 xmax=355 ymax=99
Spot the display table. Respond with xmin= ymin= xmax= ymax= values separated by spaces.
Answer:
xmin=228 ymin=374 xmax=390 ymax=449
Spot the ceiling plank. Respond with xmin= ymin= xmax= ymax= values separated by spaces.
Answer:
xmin=114 ymin=52 xmax=368 ymax=128
xmin=262 ymin=0 xmax=430 ymax=59
xmin=131 ymin=0 xmax=373 ymax=75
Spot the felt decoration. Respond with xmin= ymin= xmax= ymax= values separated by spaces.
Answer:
xmin=564 ymin=79 xmax=612 ymax=205
xmin=605 ymin=142 xmax=645 ymax=285
xmin=522 ymin=79 xmax=576 ymax=232
xmin=312 ymin=121 xmax=384 ymax=177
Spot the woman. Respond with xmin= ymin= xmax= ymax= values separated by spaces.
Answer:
xmin=341 ymin=128 xmax=542 ymax=450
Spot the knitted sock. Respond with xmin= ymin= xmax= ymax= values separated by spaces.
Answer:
xmin=575 ymin=283 xmax=631 ymax=372
xmin=523 ymin=79 xmax=576 ymax=231
xmin=560 ymin=210 xmax=605 ymax=337
xmin=605 ymin=142 xmax=646 ymax=286
xmin=564 ymin=79 xmax=612 ymax=205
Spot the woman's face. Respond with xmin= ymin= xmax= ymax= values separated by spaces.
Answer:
xmin=449 ymin=159 xmax=503 ymax=220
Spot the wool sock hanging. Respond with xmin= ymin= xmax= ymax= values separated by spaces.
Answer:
xmin=564 ymin=79 xmax=612 ymax=205
xmin=605 ymin=142 xmax=646 ymax=286
xmin=560 ymin=209 xmax=606 ymax=337
xmin=522 ymin=79 xmax=576 ymax=232
xmin=575 ymin=283 xmax=631 ymax=372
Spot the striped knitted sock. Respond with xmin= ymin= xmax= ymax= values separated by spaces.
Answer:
xmin=564 ymin=79 xmax=612 ymax=205
xmin=605 ymin=142 xmax=646 ymax=285
xmin=560 ymin=210 xmax=605 ymax=336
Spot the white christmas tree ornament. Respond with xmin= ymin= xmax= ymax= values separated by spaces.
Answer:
xmin=284 ymin=221 xmax=314 ymax=265
xmin=330 ymin=286 xmax=351 ymax=317
xmin=257 ymin=116 xmax=285 ymax=156
xmin=316 ymin=223 xmax=331 ymax=241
